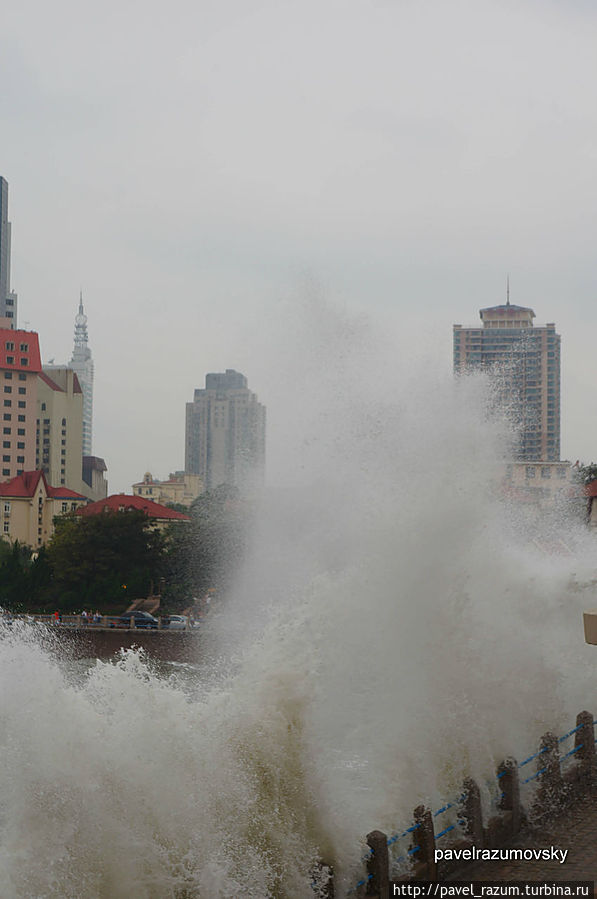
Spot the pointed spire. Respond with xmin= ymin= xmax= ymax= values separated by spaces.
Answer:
xmin=79 ymin=288 xmax=84 ymax=314
xmin=506 ymin=274 xmax=510 ymax=306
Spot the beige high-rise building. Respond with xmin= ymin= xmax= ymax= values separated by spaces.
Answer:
xmin=453 ymin=299 xmax=560 ymax=461
xmin=185 ymin=369 xmax=266 ymax=490
xmin=36 ymin=367 xmax=85 ymax=492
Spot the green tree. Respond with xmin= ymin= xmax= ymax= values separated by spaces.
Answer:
xmin=161 ymin=485 xmax=249 ymax=608
xmin=574 ymin=462 xmax=597 ymax=486
xmin=45 ymin=510 xmax=166 ymax=612
xmin=0 ymin=541 xmax=31 ymax=610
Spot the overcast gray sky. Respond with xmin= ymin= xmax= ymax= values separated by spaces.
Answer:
xmin=2 ymin=0 xmax=597 ymax=491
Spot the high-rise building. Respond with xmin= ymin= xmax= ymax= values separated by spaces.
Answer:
xmin=453 ymin=298 xmax=561 ymax=461
xmin=0 ymin=178 xmax=18 ymax=327
xmin=69 ymin=293 xmax=94 ymax=456
xmin=185 ymin=369 xmax=266 ymax=489
xmin=0 ymin=328 xmax=42 ymax=480
xmin=36 ymin=367 xmax=84 ymax=490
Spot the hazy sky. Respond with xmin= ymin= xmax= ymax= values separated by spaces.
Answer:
xmin=2 ymin=0 xmax=597 ymax=491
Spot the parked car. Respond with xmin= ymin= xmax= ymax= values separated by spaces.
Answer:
xmin=163 ymin=614 xmax=188 ymax=630
xmin=119 ymin=611 xmax=159 ymax=629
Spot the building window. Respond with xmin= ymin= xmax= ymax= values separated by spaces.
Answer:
xmin=5 ymin=342 xmax=14 ymax=351
xmin=41 ymin=402 xmax=46 ymax=411
xmin=557 ymin=468 xmax=567 ymax=479
xmin=3 ymin=401 xmax=10 ymax=407
xmin=18 ymin=387 xmax=25 ymax=395
xmin=3 ymin=522 xmax=8 ymax=534
xmin=61 ymin=439 xmax=66 ymax=446
xmin=20 ymin=359 xmax=28 ymax=367
xmin=16 ymin=429 xmax=24 ymax=436
xmin=3 ymin=387 xmax=10 ymax=394
xmin=17 ymin=442 xmax=24 ymax=449
xmin=61 ymin=503 xmax=68 ymax=512
xmin=2 ymin=442 xmax=8 ymax=449
xmin=541 ymin=468 xmax=551 ymax=479
xmin=2 ymin=469 xmax=9 ymax=476
xmin=18 ymin=374 xmax=26 ymax=381
xmin=19 ymin=344 xmax=28 ymax=352
xmin=3 ymin=503 xmax=10 ymax=514
xmin=526 ymin=466 xmax=536 ymax=479
xmin=3 ymin=414 xmax=10 ymax=421
xmin=16 ymin=456 xmax=24 ymax=464
xmin=17 ymin=402 xmax=25 ymax=409
xmin=62 ymin=418 xmax=66 ymax=426
xmin=2 ymin=428 xmax=10 ymax=435
xmin=2 ymin=455 xmax=9 ymax=462
xmin=6 ymin=357 xmax=13 ymax=364
xmin=17 ymin=415 xmax=25 ymax=422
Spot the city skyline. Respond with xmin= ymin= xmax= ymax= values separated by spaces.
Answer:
xmin=2 ymin=1 xmax=597 ymax=490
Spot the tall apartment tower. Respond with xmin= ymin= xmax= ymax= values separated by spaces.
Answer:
xmin=185 ymin=369 xmax=266 ymax=490
xmin=453 ymin=298 xmax=561 ymax=461
xmin=36 ymin=367 xmax=84 ymax=491
xmin=69 ymin=293 xmax=94 ymax=456
xmin=0 ymin=328 xmax=42 ymax=480
xmin=0 ymin=178 xmax=18 ymax=327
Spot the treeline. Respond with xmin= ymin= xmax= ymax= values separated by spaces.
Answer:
xmin=0 ymin=484 xmax=248 ymax=614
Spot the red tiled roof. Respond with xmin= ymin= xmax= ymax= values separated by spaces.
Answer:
xmin=0 ymin=329 xmax=42 ymax=374
xmin=0 ymin=470 xmax=86 ymax=500
xmin=49 ymin=486 xmax=87 ymax=499
xmin=79 ymin=494 xmax=190 ymax=520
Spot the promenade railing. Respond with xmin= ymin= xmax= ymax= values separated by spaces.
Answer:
xmin=345 ymin=708 xmax=596 ymax=897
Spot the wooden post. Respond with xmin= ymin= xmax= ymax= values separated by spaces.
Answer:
xmin=158 ymin=616 xmax=163 ymax=630
xmin=497 ymin=757 xmax=521 ymax=836
xmin=366 ymin=830 xmax=389 ymax=898
xmin=574 ymin=710 xmax=596 ymax=784
xmin=413 ymin=806 xmax=436 ymax=879
xmin=537 ymin=731 xmax=563 ymax=813
xmin=130 ymin=615 xmax=136 ymax=629
xmin=460 ymin=777 xmax=484 ymax=847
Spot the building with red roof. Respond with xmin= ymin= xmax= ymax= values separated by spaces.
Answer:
xmin=0 ymin=328 xmax=43 ymax=481
xmin=0 ymin=470 xmax=87 ymax=546
xmin=78 ymin=493 xmax=190 ymax=529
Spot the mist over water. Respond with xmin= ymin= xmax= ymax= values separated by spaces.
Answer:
xmin=2 ymin=300 xmax=597 ymax=897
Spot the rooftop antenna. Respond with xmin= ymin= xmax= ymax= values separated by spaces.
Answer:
xmin=506 ymin=274 xmax=510 ymax=306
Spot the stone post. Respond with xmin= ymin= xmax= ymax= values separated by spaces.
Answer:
xmin=537 ymin=732 xmax=563 ymax=813
xmin=574 ymin=710 xmax=596 ymax=784
xmin=460 ymin=777 xmax=484 ymax=847
xmin=413 ymin=805 xmax=436 ymax=879
xmin=497 ymin=757 xmax=521 ymax=836
xmin=366 ymin=830 xmax=389 ymax=898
